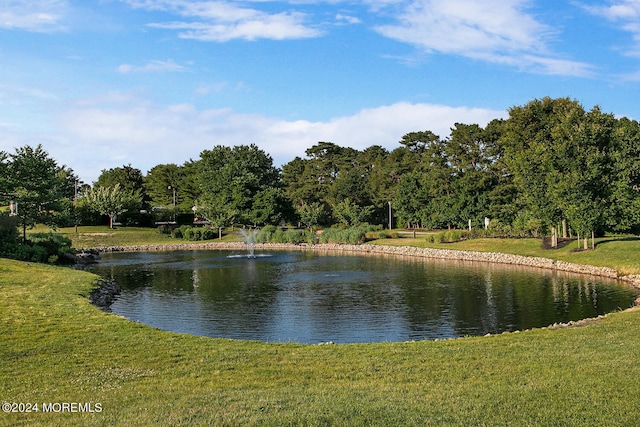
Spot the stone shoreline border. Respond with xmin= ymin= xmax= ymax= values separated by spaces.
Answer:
xmin=85 ymin=241 xmax=640 ymax=289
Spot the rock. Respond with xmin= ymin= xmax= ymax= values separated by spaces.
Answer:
xmin=89 ymin=279 xmax=121 ymax=311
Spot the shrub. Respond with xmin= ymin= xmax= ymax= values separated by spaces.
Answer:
xmin=425 ymin=233 xmax=445 ymax=244
xmin=176 ymin=226 xmax=217 ymax=241
xmin=1 ymin=242 xmax=49 ymax=263
xmin=377 ymin=231 xmax=390 ymax=239
xmin=283 ymin=229 xmax=308 ymax=244
xmin=318 ymin=227 xmax=366 ymax=245
xmin=157 ymin=224 xmax=173 ymax=235
xmin=181 ymin=226 xmax=194 ymax=240
xmin=0 ymin=214 xmax=19 ymax=245
xmin=171 ymin=226 xmax=185 ymax=239
xmin=199 ymin=228 xmax=216 ymax=240
xmin=256 ymin=225 xmax=277 ymax=243
xmin=274 ymin=229 xmax=310 ymax=244
xmin=444 ymin=230 xmax=462 ymax=242
xmin=253 ymin=226 xmax=315 ymax=244
xmin=28 ymin=233 xmax=73 ymax=261
xmin=426 ymin=230 xmax=474 ymax=244
xmin=0 ymin=229 xmax=72 ymax=264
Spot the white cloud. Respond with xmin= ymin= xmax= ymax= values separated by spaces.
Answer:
xmin=117 ymin=59 xmax=188 ymax=74
xmin=51 ymin=93 xmax=504 ymax=182
xmin=584 ymin=0 xmax=640 ymax=20
xmin=0 ymin=0 xmax=68 ymax=32
xmin=117 ymin=0 xmax=591 ymax=74
xmin=335 ymin=13 xmax=361 ymax=25
xmin=583 ymin=0 xmax=640 ymax=56
xmin=122 ymin=0 xmax=322 ymax=41
xmin=374 ymin=0 xmax=593 ymax=76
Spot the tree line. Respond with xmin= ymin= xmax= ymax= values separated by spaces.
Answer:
xmin=2 ymin=97 xmax=640 ymax=244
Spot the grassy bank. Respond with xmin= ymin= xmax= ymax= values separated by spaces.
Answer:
xmin=2 ymin=258 xmax=640 ymax=426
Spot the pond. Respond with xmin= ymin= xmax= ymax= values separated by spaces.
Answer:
xmin=88 ymin=249 xmax=638 ymax=344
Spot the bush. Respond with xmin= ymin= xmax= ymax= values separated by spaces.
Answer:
xmin=28 ymin=233 xmax=73 ymax=261
xmin=444 ymin=230 xmax=461 ymax=242
xmin=0 ymin=214 xmax=19 ymax=245
xmin=1 ymin=242 xmax=49 ymax=263
xmin=376 ymin=231 xmax=390 ymax=239
xmin=254 ymin=226 xmax=315 ymax=244
xmin=425 ymin=233 xmax=442 ymax=244
xmin=275 ymin=229 xmax=312 ymax=244
xmin=157 ymin=224 xmax=173 ymax=235
xmin=318 ymin=227 xmax=367 ymax=245
xmin=426 ymin=229 xmax=474 ymax=244
xmin=171 ymin=225 xmax=191 ymax=239
xmin=175 ymin=226 xmax=217 ymax=241
xmin=367 ymin=228 xmax=395 ymax=240
xmin=256 ymin=225 xmax=278 ymax=243
xmin=0 ymin=228 xmax=73 ymax=264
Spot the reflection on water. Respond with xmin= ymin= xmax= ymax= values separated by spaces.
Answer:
xmin=87 ymin=250 xmax=638 ymax=344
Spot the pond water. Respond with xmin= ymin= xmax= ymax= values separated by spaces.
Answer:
xmin=88 ymin=249 xmax=637 ymax=344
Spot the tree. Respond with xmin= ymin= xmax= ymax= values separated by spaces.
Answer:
xmin=283 ymin=142 xmax=384 ymax=226
xmin=95 ymin=164 xmax=145 ymax=193
xmin=178 ymin=160 xmax=203 ymax=212
xmin=394 ymin=170 xmax=431 ymax=228
xmin=95 ymin=164 xmax=147 ymax=224
xmin=288 ymin=142 xmax=349 ymax=207
xmin=550 ymin=106 xmax=616 ymax=240
xmin=500 ymin=97 xmax=576 ymax=234
xmin=83 ymin=184 xmax=142 ymax=229
xmin=332 ymin=198 xmax=375 ymax=227
xmin=145 ymin=164 xmax=183 ymax=209
xmin=198 ymin=205 xmax=238 ymax=230
xmin=609 ymin=117 xmax=640 ymax=233
xmin=282 ymin=157 xmax=311 ymax=206
xmin=0 ymin=151 xmax=9 ymax=201
xmin=249 ymin=187 xmax=295 ymax=226
xmin=496 ymin=97 xmax=620 ymax=241
xmin=444 ymin=123 xmax=495 ymax=228
xmin=297 ymin=202 xmax=325 ymax=230
xmin=356 ymin=146 xmax=395 ymax=225
xmin=143 ymin=163 xmax=198 ymax=223
xmin=4 ymin=145 xmax=72 ymax=241
xmin=399 ymin=130 xmax=440 ymax=154
xmin=197 ymin=144 xmax=281 ymax=226
xmin=484 ymin=119 xmax=520 ymax=226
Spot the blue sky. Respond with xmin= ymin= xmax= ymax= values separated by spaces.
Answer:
xmin=2 ymin=0 xmax=640 ymax=182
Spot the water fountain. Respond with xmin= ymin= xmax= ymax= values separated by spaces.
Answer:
xmin=239 ymin=227 xmax=258 ymax=258
xmin=227 ymin=227 xmax=271 ymax=259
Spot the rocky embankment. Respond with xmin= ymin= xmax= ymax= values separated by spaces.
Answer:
xmin=89 ymin=278 xmax=121 ymax=311
xmin=85 ymin=242 xmax=640 ymax=288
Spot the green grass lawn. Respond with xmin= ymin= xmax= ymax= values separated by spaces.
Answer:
xmin=2 ymin=226 xmax=639 ymax=425
xmin=32 ymin=225 xmax=243 ymax=249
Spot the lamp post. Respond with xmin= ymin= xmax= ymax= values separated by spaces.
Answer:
xmin=74 ymin=179 xmax=83 ymax=233
xmin=168 ymin=185 xmax=176 ymax=222
xmin=388 ymin=201 xmax=392 ymax=230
